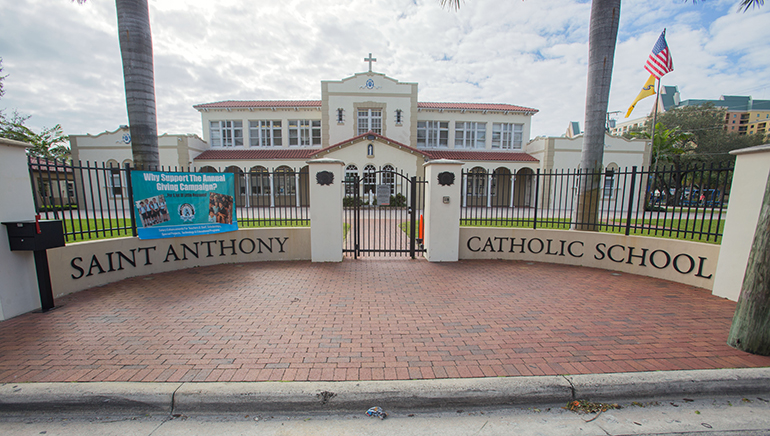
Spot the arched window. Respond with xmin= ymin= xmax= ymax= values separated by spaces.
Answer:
xmin=363 ymin=164 xmax=376 ymax=196
xmin=345 ymin=164 xmax=358 ymax=196
xmin=467 ymin=167 xmax=487 ymax=197
xmin=198 ymin=166 xmax=218 ymax=173
xmin=250 ymin=166 xmax=270 ymax=196
xmin=381 ymin=164 xmax=395 ymax=194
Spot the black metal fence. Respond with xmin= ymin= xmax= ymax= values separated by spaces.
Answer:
xmin=343 ymin=170 xmax=427 ymax=258
xmin=29 ymin=158 xmax=734 ymax=244
xmin=460 ymin=164 xmax=733 ymax=243
xmin=28 ymin=158 xmax=310 ymax=243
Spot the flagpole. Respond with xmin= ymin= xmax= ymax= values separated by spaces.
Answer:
xmin=649 ymin=77 xmax=662 ymax=170
xmin=649 ymin=28 xmax=666 ymax=171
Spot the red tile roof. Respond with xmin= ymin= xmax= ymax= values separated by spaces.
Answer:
xmin=194 ymin=149 xmax=317 ymax=160
xmin=193 ymin=100 xmax=539 ymax=114
xmin=425 ymin=150 xmax=538 ymax=162
xmin=194 ymin=143 xmax=538 ymax=164
xmin=193 ymin=101 xmax=322 ymax=110
xmin=418 ymin=102 xmax=538 ymax=114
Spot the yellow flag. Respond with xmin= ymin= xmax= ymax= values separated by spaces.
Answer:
xmin=625 ymin=74 xmax=656 ymax=118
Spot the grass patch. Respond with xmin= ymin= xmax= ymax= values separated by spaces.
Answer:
xmin=238 ymin=219 xmax=309 ymax=228
xmin=62 ymin=218 xmax=310 ymax=243
xmin=64 ymin=218 xmax=134 ymax=243
xmin=460 ymin=218 xmax=723 ymax=244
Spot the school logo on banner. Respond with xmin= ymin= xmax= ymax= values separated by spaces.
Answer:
xmin=131 ymin=171 xmax=238 ymax=240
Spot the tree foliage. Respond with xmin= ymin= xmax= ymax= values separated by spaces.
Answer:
xmin=0 ymin=58 xmax=71 ymax=161
xmin=626 ymin=104 xmax=766 ymax=167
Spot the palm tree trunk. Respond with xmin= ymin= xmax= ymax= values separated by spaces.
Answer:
xmin=573 ymin=0 xmax=620 ymax=231
xmin=727 ymin=169 xmax=770 ymax=356
xmin=116 ymin=0 xmax=159 ymax=170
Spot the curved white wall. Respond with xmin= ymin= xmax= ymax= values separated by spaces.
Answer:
xmin=460 ymin=228 xmax=720 ymax=290
xmin=47 ymin=228 xmax=311 ymax=298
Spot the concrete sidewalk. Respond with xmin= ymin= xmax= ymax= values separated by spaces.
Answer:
xmin=1 ymin=368 xmax=769 ymax=415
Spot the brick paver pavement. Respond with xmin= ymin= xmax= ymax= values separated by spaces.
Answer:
xmin=1 ymin=259 xmax=768 ymax=383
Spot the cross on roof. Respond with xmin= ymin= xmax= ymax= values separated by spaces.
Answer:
xmin=364 ymin=53 xmax=376 ymax=72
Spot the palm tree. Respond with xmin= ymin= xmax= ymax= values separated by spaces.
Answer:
xmin=573 ymin=0 xmax=620 ymax=230
xmin=76 ymin=0 xmax=160 ymax=169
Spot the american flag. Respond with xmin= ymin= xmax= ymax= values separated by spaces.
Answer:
xmin=644 ymin=31 xmax=673 ymax=79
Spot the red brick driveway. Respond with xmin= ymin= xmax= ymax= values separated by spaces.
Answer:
xmin=1 ymin=259 xmax=767 ymax=383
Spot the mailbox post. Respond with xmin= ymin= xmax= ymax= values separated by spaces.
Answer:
xmin=3 ymin=220 xmax=65 ymax=312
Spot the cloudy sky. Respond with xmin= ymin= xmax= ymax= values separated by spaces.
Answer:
xmin=1 ymin=0 xmax=768 ymax=141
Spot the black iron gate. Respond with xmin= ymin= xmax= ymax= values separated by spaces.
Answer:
xmin=343 ymin=170 xmax=426 ymax=258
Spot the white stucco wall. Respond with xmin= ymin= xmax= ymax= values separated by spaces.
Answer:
xmin=323 ymin=72 xmax=416 ymax=146
xmin=526 ymin=133 xmax=650 ymax=171
xmin=0 ymin=139 xmax=42 ymax=320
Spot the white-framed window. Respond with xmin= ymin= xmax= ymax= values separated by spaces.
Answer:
xmin=248 ymin=120 xmax=282 ymax=147
xmin=455 ymin=122 xmax=487 ymax=149
xmin=417 ymin=121 xmax=449 ymax=148
xmin=357 ymin=109 xmax=382 ymax=135
xmin=288 ymin=120 xmax=321 ymax=146
xmin=491 ymin=123 xmax=523 ymax=150
xmin=210 ymin=120 xmax=244 ymax=147
xmin=603 ymin=165 xmax=619 ymax=199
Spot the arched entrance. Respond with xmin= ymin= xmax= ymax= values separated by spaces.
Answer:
xmin=224 ymin=166 xmax=246 ymax=206
xmin=491 ymin=167 xmax=512 ymax=207
xmin=513 ymin=168 xmax=534 ymax=207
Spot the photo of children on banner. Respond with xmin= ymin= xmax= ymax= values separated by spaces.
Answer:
xmin=209 ymin=193 xmax=234 ymax=224
xmin=135 ymin=195 xmax=170 ymax=227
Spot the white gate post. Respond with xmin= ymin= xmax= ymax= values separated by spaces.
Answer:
xmin=423 ymin=159 xmax=463 ymax=262
xmin=0 ymin=138 xmax=41 ymax=320
xmin=307 ymin=158 xmax=345 ymax=262
xmin=713 ymin=144 xmax=770 ymax=301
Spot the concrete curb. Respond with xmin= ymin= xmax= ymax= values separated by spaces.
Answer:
xmin=0 ymin=382 xmax=181 ymax=414
xmin=1 ymin=368 xmax=768 ymax=415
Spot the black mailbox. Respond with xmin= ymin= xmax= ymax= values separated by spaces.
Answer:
xmin=3 ymin=220 xmax=65 ymax=312
xmin=4 ymin=220 xmax=65 ymax=251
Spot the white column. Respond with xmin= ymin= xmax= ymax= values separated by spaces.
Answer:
xmin=308 ymin=158 xmax=345 ymax=262
xmin=295 ymin=172 xmax=300 ymax=208
xmin=462 ymin=172 xmax=467 ymax=207
xmin=509 ymin=174 xmax=515 ymax=207
xmin=269 ymin=173 xmax=275 ymax=208
xmin=0 ymin=138 xmax=42 ymax=320
xmin=244 ymin=173 xmax=251 ymax=208
xmin=486 ymin=173 xmax=492 ymax=208
xmin=423 ymin=159 xmax=464 ymax=262
xmin=713 ymin=144 xmax=770 ymax=301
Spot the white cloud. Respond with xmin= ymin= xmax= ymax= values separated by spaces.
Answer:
xmin=0 ymin=0 xmax=767 ymax=142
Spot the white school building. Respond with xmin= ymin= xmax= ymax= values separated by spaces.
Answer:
xmin=69 ymin=58 xmax=649 ymax=208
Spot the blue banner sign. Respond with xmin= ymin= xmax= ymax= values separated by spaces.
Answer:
xmin=131 ymin=171 xmax=238 ymax=240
